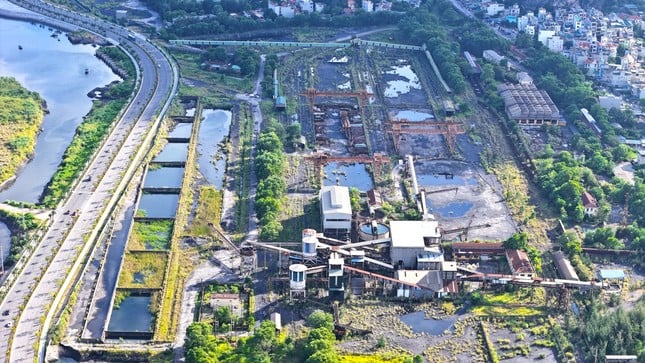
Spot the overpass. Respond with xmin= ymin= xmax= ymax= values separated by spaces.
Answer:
xmin=169 ymin=38 xmax=424 ymax=51
xmin=0 ymin=1 xmax=178 ymax=361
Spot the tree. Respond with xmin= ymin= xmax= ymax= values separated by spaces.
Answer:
xmin=308 ymin=310 xmax=334 ymax=330
xmin=503 ymin=231 xmax=529 ymax=250
xmin=558 ymin=231 xmax=582 ymax=255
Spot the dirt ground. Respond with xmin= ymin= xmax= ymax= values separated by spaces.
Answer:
xmin=415 ymin=160 xmax=517 ymax=242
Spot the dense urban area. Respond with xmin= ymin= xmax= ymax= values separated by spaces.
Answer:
xmin=0 ymin=0 xmax=645 ymax=362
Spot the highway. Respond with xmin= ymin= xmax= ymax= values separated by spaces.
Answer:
xmin=0 ymin=1 xmax=177 ymax=361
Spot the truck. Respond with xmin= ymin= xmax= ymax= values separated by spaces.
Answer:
xmin=127 ymin=32 xmax=136 ymax=41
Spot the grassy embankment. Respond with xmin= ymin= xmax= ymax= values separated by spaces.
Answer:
xmin=188 ymin=185 xmax=223 ymax=240
xmin=41 ymin=45 xmax=135 ymax=207
xmin=0 ymin=77 xmax=46 ymax=184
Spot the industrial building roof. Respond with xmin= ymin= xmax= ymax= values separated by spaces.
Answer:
xmin=389 ymin=220 xmax=441 ymax=248
xmin=598 ymin=269 xmax=625 ymax=280
xmin=553 ymin=251 xmax=579 ymax=281
xmin=320 ymin=185 xmax=352 ymax=215
xmin=395 ymin=270 xmax=443 ymax=292
xmin=498 ymin=83 xmax=560 ymax=121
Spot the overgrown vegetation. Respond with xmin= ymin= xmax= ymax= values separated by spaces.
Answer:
xmin=188 ymin=185 xmax=223 ymax=238
xmin=117 ymin=251 xmax=168 ymax=289
xmin=255 ymin=130 xmax=286 ymax=241
xmin=129 ymin=220 xmax=174 ymax=250
xmin=0 ymin=210 xmax=42 ymax=267
xmin=0 ymin=77 xmax=45 ymax=184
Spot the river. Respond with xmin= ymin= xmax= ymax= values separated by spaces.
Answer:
xmin=0 ymin=16 xmax=120 ymax=203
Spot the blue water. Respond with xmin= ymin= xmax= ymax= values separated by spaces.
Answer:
xmin=197 ymin=109 xmax=231 ymax=189
xmin=137 ymin=193 xmax=179 ymax=219
xmin=107 ymin=295 xmax=153 ymax=332
xmin=153 ymin=143 xmax=188 ymax=164
xmin=323 ymin=162 xmax=373 ymax=191
xmin=400 ymin=311 xmax=456 ymax=335
xmin=168 ymin=122 xmax=192 ymax=139
xmin=0 ymin=18 xmax=120 ymax=202
xmin=143 ymin=167 xmax=185 ymax=190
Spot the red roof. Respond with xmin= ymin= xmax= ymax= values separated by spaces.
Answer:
xmin=506 ymin=249 xmax=534 ymax=274
xmin=581 ymin=191 xmax=598 ymax=209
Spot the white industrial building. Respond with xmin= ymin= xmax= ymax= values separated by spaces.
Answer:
xmin=320 ymin=186 xmax=352 ymax=238
xmin=389 ymin=220 xmax=442 ymax=269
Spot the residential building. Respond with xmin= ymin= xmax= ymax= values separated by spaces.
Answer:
xmin=581 ymin=190 xmax=599 ymax=216
xmin=505 ymin=249 xmax=534 ymax=278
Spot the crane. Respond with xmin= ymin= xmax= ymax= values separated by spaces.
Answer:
xmin=304 ymin=152 xmax=391 ymax=179
xmin=300 ymin=88 xmax=374 ymax=124
xmin=385 ymin=118 xmax=465 ymax=155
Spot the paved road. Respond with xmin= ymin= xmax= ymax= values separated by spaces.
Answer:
xmin=0 ymin=1 xmax=176 ymax=361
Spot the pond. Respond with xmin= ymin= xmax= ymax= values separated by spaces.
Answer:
xmin=107 ymin=295 xmax=153 ymax=333
xmin=384 ymin=65 xmax=422 ymax=98
xmin=323 ymin=162 xmax=373 ymax=192
xmin=143 ymin=167 xmax=185 ymax=190
xmin=427 ymin=200 xmax=474 ymax=219
xmin=137 ymin=193 xmax=179 ymax=219
xmin=197 ymin=110 xmax=231 ymax=189
xmin=395 ymin=110 xmax=434 ymax=121
xmin=0 ymin=18 xmax=120 ymax=203
xmin=152 ymin=143 xmax=188 ymax=165
xmin=168 ymin=122 xmax=192 ymax=140
xmin=399 ymin=311 xmax=456 ymax=335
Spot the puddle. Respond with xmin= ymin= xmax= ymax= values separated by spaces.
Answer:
xmin=198 ymin=110 xmax=231 ymax=189
xmin=133 ymin=272 xmax=145 ymax=284
xmin=384 ymin=65 xmax=422 ymax=97
xmin=323 ymin=162 xmax=373 ymax=191
xmin=108 ymin=295 xmax=153 ymax=333
xmin=143 ymin=167 xmax=185 ymax=190
xmin=400 ymin=311 xmax=456 ymax=335
xmin=137 ymin=193 xmax=179 ymax=219
xmin=337 ymin=81 xmax=351 ymax=90
xmin=395 ymin=110 xmax=434 ymax=121
xmin=185 ymin=108 xmax=195 ymax=117
xmin=427 ymin=200 xmax=474 ymax=218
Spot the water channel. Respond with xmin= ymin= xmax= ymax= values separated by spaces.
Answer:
xmin=0 ymin=17 xmax=120 ymax=203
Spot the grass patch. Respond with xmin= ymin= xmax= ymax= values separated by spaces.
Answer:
xmin=129 ymin=220 xmax=173 ymax=250
xmin=472 ymin=305 xmax=543 ymax=317
xmin=118 ymin=251 xmax=168 ymax=289
xmin=172 ymin=51 xmax=253 ymax=93
xmin=188 ymin=185 xmax=223 ymax=238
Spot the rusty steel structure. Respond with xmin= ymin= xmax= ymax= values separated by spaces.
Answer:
xmin=301 ymin=88 xmax=374 ymax=124
xmin=305 ymin=152 xmax=391 ymax=179
xmin=385 ymin=118 xmax=466 ymax=155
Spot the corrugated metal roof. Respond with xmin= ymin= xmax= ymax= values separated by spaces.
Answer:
xmin=599 ymin=269 xmax=625 ymax=280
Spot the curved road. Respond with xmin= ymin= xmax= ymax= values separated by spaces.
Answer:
xmin=0 ymin=1 xmax=176 ymax=361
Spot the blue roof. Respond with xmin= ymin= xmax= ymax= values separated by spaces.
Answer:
xmin=599 ymin=269 xmax=625 ymax=280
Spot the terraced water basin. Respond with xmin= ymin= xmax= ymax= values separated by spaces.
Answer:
xmin=400 ymin=311 xmax=456 ymax=335
xmin=168 ymin=122 xmax=192 ymax=139
xmin=323 ymin=162 xmax=373 ymax=191
xmin=152 ymin=143 xmax=188 ymax=165
xmin=198 ymin=109 xmax=231 ymax=189
xmin=137 ymin=193 xmax=179 ymax=219
xmin=107 ymin=295 xmax=153 ymax=334
xmin=143 ymin=167 xmax=185 ymax=190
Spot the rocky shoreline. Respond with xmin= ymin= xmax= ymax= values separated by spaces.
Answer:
xmin=67 ymin=30 xmax=111 ymax=46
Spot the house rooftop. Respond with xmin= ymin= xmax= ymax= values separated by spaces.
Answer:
xmin=506 ymin=249 xmax=534 ymax=274
xmin=581 ymin=191 xmax=598 ymax=208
